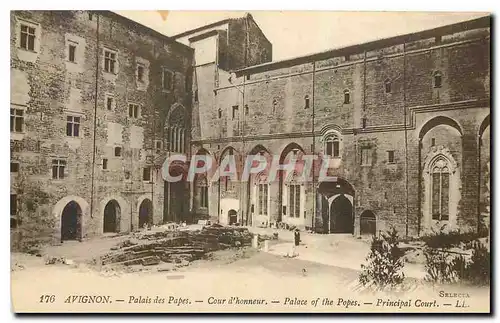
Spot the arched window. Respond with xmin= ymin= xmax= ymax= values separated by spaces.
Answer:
xmin=323 ymin=131 xmax=341 ymax=158
xmin=384 ymin=78 xmax=392 ymax=93
xmin=343 ymin=89 xmax=350 ymax=104
xmin=166 ymin=106 xmax=186 ymax=153
xmin=304 ymin=95 xmax=310 ymax=109
xmin=286 ymin=172 xmax=301 ymax=218
xmin=431 ymin=157 xmax=450 ymax=221
xmin=433 ymin=71 xmax=442 ymax=88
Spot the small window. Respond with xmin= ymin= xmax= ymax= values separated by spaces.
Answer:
xmin=343 ymin=89 xmax=350 ymax=104
xmin=162 ymin=68 xmax=174 ymax=90
xmin=384 ymin=79 xmax=391 ymax=93
xmin=102 ymin=158 xmax=108 ymax=170
xmin=114 ymin=147 xmax=122 ymax=157
xmin=232 ymin=105 xmax=239 ymax=119
xmin=194 ymin=89 xmax=199 ymax=103
xmin=66 ymin=115 xmax=80 ymax=137
xmin=10 ymin=108 xmax=24 ymax=133
xmin=10 ymin=162 xmax=19 ymax=173
xmin=68 ymin=44 xmax=76 ymax=63
xmin=106 ymin=96 xmax=114 ymax=111
xmin=218 ymin=108 xmax=222 ymax=119
xmin=244 ymin=104 xmax=249 ymax=115
xmin=433 ymin=71 xmax=442 ymax=88
xmin=362 ymin=117 xmax=367 ymax=129
xmin=272 ymin=98 xmax=278 ymax=112
xmin=361 ymin=148 xmax=372 ymax=166
xmin=304 ymin=95 xmax=310 ymax=109
xmin=137 ymin=65 xmax=144 ymax=82
xmin=52 ymin=159 xmax=66 ymax=179
xmin=431 ymin=138 xmax=436 ymax=147
xmin=128 ymin=103 xmax=140 ymax=119
xmin=246 ymin=74 xmax=251 ymax=81
xmin=10 ymin=194 xmax=17 ymax=216
xmin=104 ymin=49 xmax=117 ymax=74
xmin=20 ymin=24 xmax=36 ymax=51
xmin=88 ymin=13 xmax=93 ymax=20
xmin=143 ymin=166 xmax=152 ymax=181
xmin=388 ymin=150 xmax=395 ymax=164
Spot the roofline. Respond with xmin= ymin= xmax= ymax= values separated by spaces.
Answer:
xmin=171 ymin=18 xmax=232 ymax=39
xmin=97 ymin=11 xmax=193 ymax=55
xmin=234 ymin=15 xmax=490 ymax=76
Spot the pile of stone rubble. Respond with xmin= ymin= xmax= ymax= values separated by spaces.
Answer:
xmin=100 ymin=224 xmax=254 ymax=267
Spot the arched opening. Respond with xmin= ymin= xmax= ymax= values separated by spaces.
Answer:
xmin=138 ymin=198 xmax=153 ymax=229
xmin=479 ymin=115 xmax=490 ymax=233
xmin=247 ymin=145 xmax=271 ymax=227
xmin=61 ymin=201 xmax=82 ymax=241
xmin=419 ymin=116 xmax=462 ymax=233
xmin=103 ymin=200 xmax=121 ymax=233
xmin=317 ymin=178 xmax=355 ymax=234
xmin=360 ymin=210 xmax=376 ymax=235
xmin=228 ymin=209 xmax=238 ymax=225
xmin=330 ymin=195 xmax=353 ymax=234
xmin=165 ymin=105 xmax=186 ymax=153
xmin=279 ymin=143 xmax=305 ymax=223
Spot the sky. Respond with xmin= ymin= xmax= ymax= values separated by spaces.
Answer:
xmin=115 ymin=11 xmax=489 ymax=61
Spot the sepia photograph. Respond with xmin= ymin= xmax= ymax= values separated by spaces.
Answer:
xmin=9 ymin=9 xmax=491 ymax=313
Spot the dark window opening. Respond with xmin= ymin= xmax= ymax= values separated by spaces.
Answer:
xmin=232 ymin=105 xmax=239 ymax=119
xmin=10 ymin=108 xmax=24 ymax=133
xmin=304 ymin=95 xmax=310 ymax=109
xmin=143 ymin=167 xmax=152 ymax=181
xmin=162 ymin=69 xmax=173 ymax=90
xmin=114 ymin=147 xmax=122 ymax=157
xmin=245 ymin=104 xmax=249 ymax=115
xmin=104 ymin=50 xmax=116 ymax=74
xmin=433 ymin=71 xmax=442 ymax=88
xmin=246 ymin=74 xmax=251 ymax=81
xmin=102 ymin=158 xmax=108 ymax=170
xmin=343 ymin=90 xmax=350 ymax=104
xmin=52 ymin=159 xmax=66 ymax=179
xmin=106 ymin=97 xmax=114 ymax=111
xmin=88 ymin=13 xmax=93 ymax=20
xmin=128 ymin=104 xmax=139 ymax=118
xmin=388 ymin=150 xmax=395 ymax=163
xmin=68 ymin=44 xmax=76 ymax=63
xmin=11 ymin=162 xmax=19 ymax=173
xmin=385 ymin=79 xmax=391 ymax=93
xmin=66 ymin=115 xmax=80 ymax=137
xmin=20 ymin=24 xmax=36 ymax=51
xmin=362 ymin=117 xmax=367 ymax=129
xmin=431 ymin=138 xmax=436 ymax=147
xmin=11 ymin=194 xmax=17 ymax=216
xmin=194 ymin=89 xmax=198 ymax=102
xmin=137 ymin=65 xmax=144 ymax=82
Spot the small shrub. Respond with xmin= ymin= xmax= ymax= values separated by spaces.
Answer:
xmin=465 ymin=243 xmax=490 ymax=286
xmin=422 ymin=227 xmax=481 ymax=249
xmin=359 ymin=227 xmax=405 ymax=290
xmin=423 ymin=247 xmax=459 ymax=283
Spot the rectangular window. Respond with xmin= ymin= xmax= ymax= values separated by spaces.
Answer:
xmin=194 ymin=89 xmax=199 ymax=103
xmin=66 ymin=115 xmax=80 ymax=137
xmin=137 ymin=65 xmax=144 ymax=82
xmin=361 ymin=148 xmax=372 ymax=166
xmin=20 ymin=24 xmax=36 ymax=51
xmin=388 ymin=150 xmax=395 ymax=164
xmin=155 ymin=140 xmax=163 ymax=153
xmin=288 ymin=185 xmax=301 ymax=218
xmin=10 ymin=108 xmax=24 ymax=133
xmin=102 ymin=158 xmax=108 ymax=170
xmin=106 ymin=96 xmax=114 ymax=111
xmin=232 ymin=105 xmax=239 ymax=119
xmin=143 ymin=167 xmax=151 ymax=181
xmin=10 ymin=162 xmax=19 ymax=173
xmin=201 ymin=185 xmax=208 ymax=208
xmin=114 ymin=147 xmax=122 ymax=157
xmin=162 ymin=69 xmax=173 ymax=90
xmin=68 ymin=44 xmax=76 ymax=62
xmin=128 ymin=103 xmax=139 ymax=119
xmin=333 ymin=141 xmax=340 ymax=158
xmin=432 ymin=172 xmax=450 ymax=221
xmin=104 ymin=50 xmax=116 ymax=73
xmin=11 ymin=194 xmax=17 ymax=216
xmin=258 ymin=184 xmax=268 ymax=216
xmin=52 ymin=159 xmax=66 ymax=179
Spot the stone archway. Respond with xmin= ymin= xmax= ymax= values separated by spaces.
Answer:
xmin=103 ymin=200 xmax=121 ymax=233
xmin=139 ymin=198 xmax=153 ymax=229
xmin=61 ymin=201 xmax=82 ymax=241
xmin=360 ymin=210 xmax=376 ymax=235
xmin=316 ymin=178 xmax=355 ymax=234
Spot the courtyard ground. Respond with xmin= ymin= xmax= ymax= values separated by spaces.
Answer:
xmin=10 ymin=227 xmax=490 ymax=313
